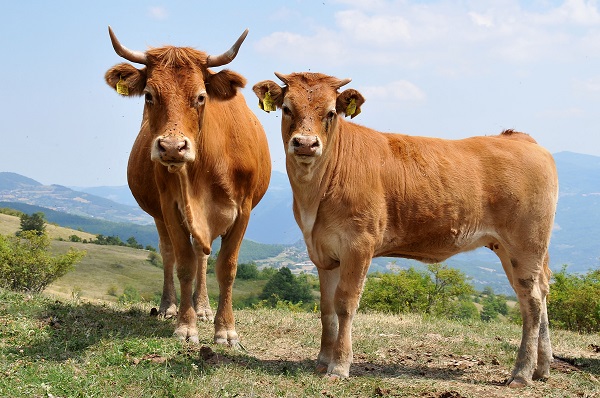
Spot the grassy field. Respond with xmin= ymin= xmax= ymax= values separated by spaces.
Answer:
xmin=0 ymin=288 xmax=598 ymax=398
xmin=1 ymin=213 xmax=599 ymax=397
xmin=1 ymin=213 xmax=268 ymax=306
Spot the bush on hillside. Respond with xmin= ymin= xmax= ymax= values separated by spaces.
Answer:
xmin=0 ymin=231 xmax=86 ymax=293
xmin=18 ymin=212 xmax=46 ymax=236
xmin=361 ymin=263 xmax=475 ymax=318
xmin=258 ymin=267 xmax=314 ymax=307
xmin=548 ymin=266 xmax=600 ymax=333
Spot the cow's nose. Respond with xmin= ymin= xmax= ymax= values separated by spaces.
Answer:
xmin=157 ymin=135 xmax=190 ymax=162
xmin=292 ymin=135 xmax=321 ymax=156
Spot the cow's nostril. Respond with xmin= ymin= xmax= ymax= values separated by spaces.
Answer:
xmin=311 ymin=139 xmax=320 ymax=148
xmin=292 ymin=138 xmax=301 ymax=147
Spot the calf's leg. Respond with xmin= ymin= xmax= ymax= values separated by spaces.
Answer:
xmin=324 ymin=254 xmax=370 ymax=378
xmin=506 ymin=258 xmax=546 ymax=387
xmin=316 ymin=267 xmax=340 ymax=373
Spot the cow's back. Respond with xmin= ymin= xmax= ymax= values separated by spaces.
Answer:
xmin=314 ymin=123 xmax=558 ymax=262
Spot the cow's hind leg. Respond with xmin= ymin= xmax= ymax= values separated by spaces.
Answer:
xmin=316 ymin=267 xmax=340 ymax=373
xmin=156 ymin=219 xmax=177 ymax=318
xmin=532 ymin=253 xmax=552 ymax=381
xmin=192 ymin=248 xmax=214 ymax=322
xmin=494 ymin=245 xmax=549 ymax=387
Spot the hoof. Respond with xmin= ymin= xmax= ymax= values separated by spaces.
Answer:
xmin=506 ymin=376 xmax=528 ymax=388
xmin=196 ymin=308 xmax=214 ymax=323
xmin=315 ymin=363 xmax=328 ymax=374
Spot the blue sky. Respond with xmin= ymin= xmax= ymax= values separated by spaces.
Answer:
xmin=1 ymin=0 xmax=599 ymax=186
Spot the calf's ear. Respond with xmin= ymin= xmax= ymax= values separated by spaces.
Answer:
xmin=105 ymin=63 xmax=147 ymax=97
xmin=336 ymin=89 xmax=365 ymax=119
xmin=252 ymin=81 xmax=284 ymax=112
xmin=206 ymin=69 xmax=246 ymax=101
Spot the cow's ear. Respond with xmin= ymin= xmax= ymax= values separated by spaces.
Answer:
xmin=105 ymin=63 xmax=146 ymax=97
xmin=252 ymin=80 xmax=284 ymax=113
xmin=206 ymin=69 xmax=246 ymax=101
xmin=336 ymin=89 xmax=365 ymax=119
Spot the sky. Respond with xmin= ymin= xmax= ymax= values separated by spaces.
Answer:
xmin=1 ymin=0 xmax=599 ymax=187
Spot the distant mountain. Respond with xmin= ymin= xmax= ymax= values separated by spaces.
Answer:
xmin=2 ymin=151 xmax=599 ymax=295
xmin=0 ymin=172 xmax=152 ymax=225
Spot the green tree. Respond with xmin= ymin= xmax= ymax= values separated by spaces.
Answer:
xmin=126 ymin=236 xmax=143 ymax=249
xmin=259 ymin=267 xmax=313 ymax=306
xmin=0 ymin=231 xmax=85 ymax=293
xmin=547 ymin=266 xmax=600 ymax=333
xmin=361 ymin=264 xmax=474 ymax=318
xmin=479 ymin=286 xmax=508 ymax=322
xmin=18 ymin=212 xmax=46 ymax=236
xmin=236 ymin=262 xmax=260 ymax=280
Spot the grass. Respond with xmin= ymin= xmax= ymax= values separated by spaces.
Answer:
xmin=1 ymin=288 xmax=599 ymax=398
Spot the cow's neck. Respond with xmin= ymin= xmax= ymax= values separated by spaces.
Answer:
xmin=286 ymin=151 xmax=336 ymax=248
xmin=172 ymin=167 xmax=212 ymax=255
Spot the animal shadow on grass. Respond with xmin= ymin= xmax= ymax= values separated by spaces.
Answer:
xmin=12 ymin=299 xmax=174 ymax=361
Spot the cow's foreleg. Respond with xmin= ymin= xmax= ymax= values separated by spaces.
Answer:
xmin=173 ymin=240 xmax=199 ymax=343
xmin=192 ymin=248 xmax=214 ymax=322
xmin=316 ymin=267 xmax=340 ymax=373
xmin=213 ymin=207 xmax=250 ymax=347
xmin=326 ymin=254 xmax=370 ymax=378
xmin=507 ymin=261 xmax=545 ymax=388
xmin=156 ymin=219 xmax=177 ymax=318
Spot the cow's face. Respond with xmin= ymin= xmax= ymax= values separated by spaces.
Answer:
xmin=253 ymin=73 xmax=364 ymax=167
xmin=105 ymin=27 xmax=247 ymax=173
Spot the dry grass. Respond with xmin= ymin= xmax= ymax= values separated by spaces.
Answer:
xmin=3 ymin=288 xmax=597 ymax=398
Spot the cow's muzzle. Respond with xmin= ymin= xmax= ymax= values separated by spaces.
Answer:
xmin=151 ymin=134 xmax=196 ymax=171
xmin=290 ymin=135 xmax=321 ymax=157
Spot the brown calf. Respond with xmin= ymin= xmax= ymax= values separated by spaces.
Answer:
xmin=253 ymin=72 xmax=558 ymax=387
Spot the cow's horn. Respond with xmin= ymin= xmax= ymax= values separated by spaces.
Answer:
xmin=335 ymin=78 xmax=352 ymax=89
xmin=108 ymin=26 xmax=148 ymax=65
xmin=206 ymin=29 xmax=249 ymax=67
xmin=274 ymin=72 xmax=290 ymax=85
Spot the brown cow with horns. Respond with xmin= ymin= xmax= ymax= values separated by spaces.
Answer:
xmin=104 ymin=27 xmax=271 ymax=345
xmin=253 ymin=72 xmax=558 ymax=387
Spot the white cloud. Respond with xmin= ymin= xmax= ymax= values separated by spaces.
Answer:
xmin=468 ymin=12 xmax=495 ymax=28
xmin=361 ymin=80 xmax=426 ymax=103
xmin=335 ymin=10 xmax=411 ymax=46
xmin=148 ymin=6 xmax=168 ymax=20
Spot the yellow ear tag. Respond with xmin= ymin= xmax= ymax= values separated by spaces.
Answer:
xmin=261 ymin=91 xmax=276 ymax=112
xmin=346 ymin=98 xmax=357 ymax=117
xmin=116 ymin=76 xmax=129 ymax=96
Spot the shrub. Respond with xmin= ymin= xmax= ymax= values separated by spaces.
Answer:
xmin=118 ymin=285 xmax=141 ymax=304
xmin=361 ymin=264 xmax=475 ymax=318
xmin=548 ymin=266 xmax=600 ymax=333
xmin=18 ymin=212 xmax=46 ymax=236
xmin=236 ymin=262 xmax=259 ymax=280
xmin=259 ymin=267 xmax=314 ymax=307
xmin=147 ymin=251 xmax=163 ymax=268
xmin=0 ymin=231 xmax=85 ymax=293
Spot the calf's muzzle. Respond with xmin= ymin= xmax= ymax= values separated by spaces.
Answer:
xmin=291 ymin=135 xmax=321 ymax=156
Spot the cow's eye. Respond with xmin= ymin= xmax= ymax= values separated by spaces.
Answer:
xmin=326 ymin=110 xmax=336 ymax=119
xmin=196 ymin=94 xmax=206 ymax=106
xmin=144 ymin=92 xmax=154 ymax=104
xmin=282 ymin=105 xmax=292 ymax=116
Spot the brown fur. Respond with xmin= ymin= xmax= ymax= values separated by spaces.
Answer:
xmin=254 ymin=72 xmax=558 ymax=387
xmin=106 ymin=41 xmax=271 ymax=345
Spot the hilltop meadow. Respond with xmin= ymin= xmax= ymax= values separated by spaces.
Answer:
xmin=0 ymin=213 xmax=599 ymax=397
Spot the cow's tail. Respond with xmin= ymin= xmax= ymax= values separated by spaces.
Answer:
xmin=498 ymin=129 xmax=538 ymax=144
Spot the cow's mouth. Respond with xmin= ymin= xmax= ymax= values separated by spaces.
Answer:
xmin=166 ymin=163 xmax=185 ymax=173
